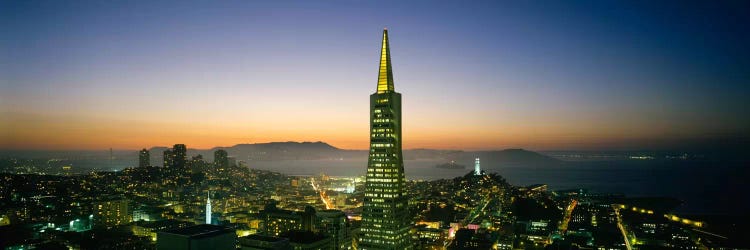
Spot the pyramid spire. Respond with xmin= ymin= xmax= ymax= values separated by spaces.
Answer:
xmin=377 ymin=28 xmax=395 ymax=93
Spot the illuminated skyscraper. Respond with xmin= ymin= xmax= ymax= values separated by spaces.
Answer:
xmin=205 ymin=191 xmax=212 ymax=224
xmin=139 ymin=148 xmax=150 ymax=168
xmin=359 ymin=29 xmax=412 ymax=250
xmin=475 ymin=157 xmax=481 ymax=175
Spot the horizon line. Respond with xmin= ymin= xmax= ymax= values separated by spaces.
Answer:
xmin=1 ymin=140 xmax=743 ymax=153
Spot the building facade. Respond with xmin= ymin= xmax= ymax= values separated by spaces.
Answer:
xmin=205 ymin=191 xmax=212 ymax=225
xmin=214 ymin=149 xmax=229 ymax=169
xmin=317 ymin=209 xmax=351 ymax=249
xmin=163 ymin=149 xmax=174 ymax=168
xmin=139 ymin=148 xmax=150 ymax=168
xmin=172 ymin=144 xmax=187 ymax=169
xmin=93 ymin=199 xmax=130 ymax=228
xmin=259 ymin=203 xmax=316 ymax=236
xmin=474 ymin=157 xmax=481 ymax=175
xmin=359 ymin=28 xmax=412 ymax=250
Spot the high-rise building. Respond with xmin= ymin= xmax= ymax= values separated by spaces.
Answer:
xmin=214 ymin=149 xmax=229 ymax=170
xmin=359 ymin=28 xmax=412 ymax=250
xmin=259 ymin=202 xmax=316 ymax=236
xmin=474 ymin=157 xmax=481 ymax=175
xmin=93 ymin=199 xmax=130 ymax=228
xmin=172 ymin=144 xmax=187 ymax=169
xmin=163 ymin=150 xmax=174 ymax=168
xmin=139 ymin=148 xmax=150 ymax=168
xmin=317 ymin=209 xmax=351 ymax=250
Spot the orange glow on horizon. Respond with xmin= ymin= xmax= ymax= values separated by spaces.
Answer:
xmin=1 ymin=111 xmax=718 ymax=151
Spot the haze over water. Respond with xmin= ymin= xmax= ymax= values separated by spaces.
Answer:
xmin=9 ymin=147 xmax=743 ymax=215
xmin=238 ymin=158 xmax=747 ymax=215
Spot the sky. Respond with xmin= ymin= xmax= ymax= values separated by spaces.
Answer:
xmin=1 ymin=0 xmax=749 ymax=151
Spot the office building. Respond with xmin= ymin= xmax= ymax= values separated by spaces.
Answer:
xmin=139 ymin=148 xmax=150 ymax=168
xmin=172 ymin=144 xmax=187 ymax=169
xmin=93 ymin=199 xmax=130 ymax=228
xmin=214 ymin=149 xmax=229 ymax=170
xmin=164 ymin=149 xmax=174 ymax=168
xmin=316 ymin=209 xmax=351 ymax=249
xmin=360 ymin=28 xmax=412 ymax=249
xmin=260 ymin=202 xmax=316 ymax=236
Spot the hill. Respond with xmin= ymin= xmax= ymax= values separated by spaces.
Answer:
xmin=147 ymin=142 xmax=561 ymax=168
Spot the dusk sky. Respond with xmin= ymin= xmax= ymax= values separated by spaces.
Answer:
xmin=1 ymin=0 xmax=749 ymax=151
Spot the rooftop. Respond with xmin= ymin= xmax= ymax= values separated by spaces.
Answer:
xmin=280 ymin=230 xmax=329 ymax=244
xmin=159 ymin=224 xmax=233 ymax=239
xmin=241 ymin=234 xmax=289 ymax=243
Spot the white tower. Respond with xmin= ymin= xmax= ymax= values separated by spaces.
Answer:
xmin=474 ymin=158 xmax=481 ymax=175
xmin=205 ymin=191 xmax=211 ymax=224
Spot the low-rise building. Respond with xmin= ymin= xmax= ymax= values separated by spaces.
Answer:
xmin=156 ymin=224 xmax=236 ymax=250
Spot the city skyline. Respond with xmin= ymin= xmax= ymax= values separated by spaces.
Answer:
xmin=1 ymin=2 xmax=748 ymax=249
xmin=2 ymin=1 xmax=749 ymax=151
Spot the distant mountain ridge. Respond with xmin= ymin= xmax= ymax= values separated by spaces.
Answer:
xmin=149 ymin=141 xmax=561 ymax=167
xmin=0 ymin=141 xmax=561 ymax=170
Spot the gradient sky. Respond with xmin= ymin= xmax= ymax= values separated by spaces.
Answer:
xmin=1 ymin=0 xmax=749 ymax=151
